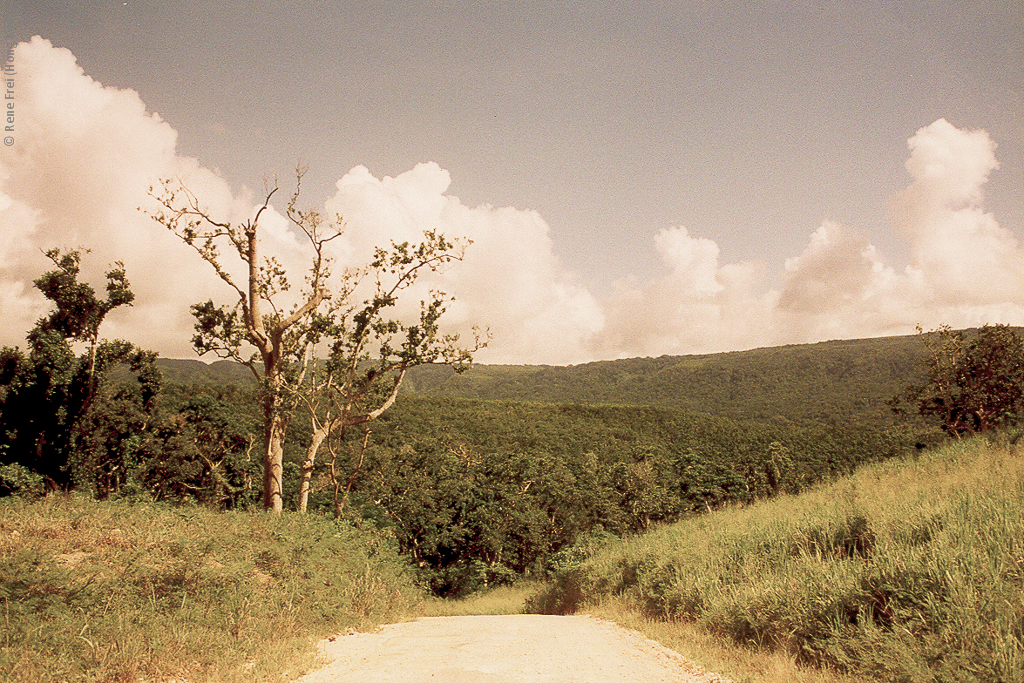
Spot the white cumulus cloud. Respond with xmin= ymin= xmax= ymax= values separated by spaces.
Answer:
xmin=597 ymin=226 xmax=771 ymax=358
xmin=891 ymin=118 xmax=1023 ymax=307
xmin=590 ymin=118 xmax=1023 ymax=357
xmin=324 ymin=162 xmax=605 ymax=365
xmin=1 ymin=38 xmax=1021 ymax=366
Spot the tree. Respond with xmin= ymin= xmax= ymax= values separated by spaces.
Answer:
xmin=0 ymin=249 xmax=160 ymax=492
xmin=148 ymin=168 xmax=484 ymax=511
xmin=140 ymin=392 xmax=259 ymax=507
xmin=891 ymin=324 xmax=1024 ymax=437
xmin=292 ymin=236 xmax=488 ymax=513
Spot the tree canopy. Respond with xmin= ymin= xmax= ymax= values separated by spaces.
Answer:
xmin=0 ymin=250 xmax=159 ymax=495
xmin=891 ymin=324 xmax=1024 ymax=437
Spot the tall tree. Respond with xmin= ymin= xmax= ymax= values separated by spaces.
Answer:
xmin=149 ymin=169 xmax=483 ymax=511
xmin=293 ymin=236 xmax=486 ymax=514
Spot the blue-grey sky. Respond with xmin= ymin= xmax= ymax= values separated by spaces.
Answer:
xmin=1 ymin=1 xmax=1022 ymax=364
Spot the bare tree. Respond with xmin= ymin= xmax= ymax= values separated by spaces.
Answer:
xmin=148 ymin=168 xmax=484 ymax=511
xmin=291 ymin=230 xmax=488 ymax=513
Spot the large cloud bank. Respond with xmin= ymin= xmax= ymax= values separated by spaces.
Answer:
xmin=1 ymin=37 xmax=1022 ymax=365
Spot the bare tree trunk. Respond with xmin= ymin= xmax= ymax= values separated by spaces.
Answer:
xmin=262 ymin=391 xmax=288 ymax=512
xmin=297 ymin=423 xmax=329 ymax=513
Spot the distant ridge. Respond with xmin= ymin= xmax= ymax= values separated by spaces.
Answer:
xmin=153 ymin=358 xmax=256 ymax=386
xmin=153 ymin=333 xmax=930 ymax=425
xmin=398 ymin=334 xmax=928 ymax=425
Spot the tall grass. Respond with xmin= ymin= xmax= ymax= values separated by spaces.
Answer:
xmin=529 ymin=437 xmax=1024 ymax=682
xmin=0 ymin=495 xmax=424 ymax=682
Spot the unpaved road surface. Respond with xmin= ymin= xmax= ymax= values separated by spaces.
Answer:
xmin=292 ymin=614 xmax=731 ymax=683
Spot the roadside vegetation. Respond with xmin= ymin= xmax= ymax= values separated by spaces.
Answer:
xmin=0 ymin=494 xmax=424 ymax=683
xmin=8 ymin=435 xmax=1020 ymax=683
xmin=528 ymin=435 xmax=1024 ymax=683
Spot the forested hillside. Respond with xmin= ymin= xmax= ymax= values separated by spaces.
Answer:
xmin=147 ymin=358 xmax=257 ymax=386
xmin=297 ymin=396 xmax=914 ymax=595
xmin=82 ymin=330 xmax=979 ymax=597
xmin=400 ymin=335 xmax=927 ymax=425
xmin=153 ymin=334 xmax=928 ymax=426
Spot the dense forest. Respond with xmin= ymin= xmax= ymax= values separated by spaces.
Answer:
xmin=297 ymin=396 xmax=913 ymax=595
xmin=111 ymin=350 xmax=929 ymax=595
xmin=9 ymin=339 xmax=931 ymax=597
xmin=402 ymin=336 xmax=929 ymax=427
xmin=154 ymin=332 xmax=930 ymax=426
xmin=19 ymin=320 xmax=1024 ymax=597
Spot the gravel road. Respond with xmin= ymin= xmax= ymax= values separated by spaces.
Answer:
xmin=291 ymin=614 xmax=731 ymax=683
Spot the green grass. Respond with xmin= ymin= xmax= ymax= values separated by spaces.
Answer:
xmin=419 ymin=581 xmax=546 ymax=617
xmin=5 ymin=437 xmax=1022 ymax=683
xmin=528 ymin=437 xmax=1024 ymax=683
xmin=0 ymin=495 xmax=424 ymax=682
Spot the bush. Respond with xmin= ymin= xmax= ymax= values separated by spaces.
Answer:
xmin=892 ymin=324 xmax=1024 ymax=437
xmin=0 ymin=462 xmax=45 ymax=498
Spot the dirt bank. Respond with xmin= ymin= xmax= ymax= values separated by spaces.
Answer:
xmin=292 ymin=614 xmax=731 ymax=683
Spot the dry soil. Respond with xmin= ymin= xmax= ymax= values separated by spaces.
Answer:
xmin=291 ymin=614 xmax=732 ymax=683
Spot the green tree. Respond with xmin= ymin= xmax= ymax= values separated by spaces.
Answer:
xmin=149 ymin=168 xmax=484 ymax=512
xmin=70 ymin=363 xmax=159 ymax=498
xmin=140 ymin=392 xmax=259 ymax=507
xmin=0 ymin=250 xmax=159 ymax=492
xmin=891 ymin=324 xmax=1024 ymax=437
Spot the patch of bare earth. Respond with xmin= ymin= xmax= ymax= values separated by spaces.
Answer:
xmin=293 ymin=614 xmax=731 ymax=683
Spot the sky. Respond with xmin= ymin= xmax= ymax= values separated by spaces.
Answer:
xmin=1 ymin=1 xmax=1021 ymax=365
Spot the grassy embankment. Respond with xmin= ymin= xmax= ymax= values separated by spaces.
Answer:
xmin=0 ymin=497 xmax=425 ymax=683
xmin=3 ymin=437 xmax=1021 ymax=683
xmin=528 ymin=436 xmax=1024 ymax=683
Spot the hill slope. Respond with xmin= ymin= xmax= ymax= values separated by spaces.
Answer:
xmin=400 ymin=335 xmax=927 ymax=425
xmin=529 ymin=438 xmax=1024 ymax=682
xmin=152 ymin=334 xmax=928 ymax=425
xmin=153 ymin=358 xmax=256 ymax=386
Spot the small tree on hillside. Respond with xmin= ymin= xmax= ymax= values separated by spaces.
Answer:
xmin=891 ymin=324 xmax=1024 ymax=437
xmin=0 ymin=249 xmax=160 ymax=493
xmin=148 ymin=168 xmax=484 ymax=512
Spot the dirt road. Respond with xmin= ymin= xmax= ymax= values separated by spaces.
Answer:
xmin=292 ymin=614 xmax=731 ymax=683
